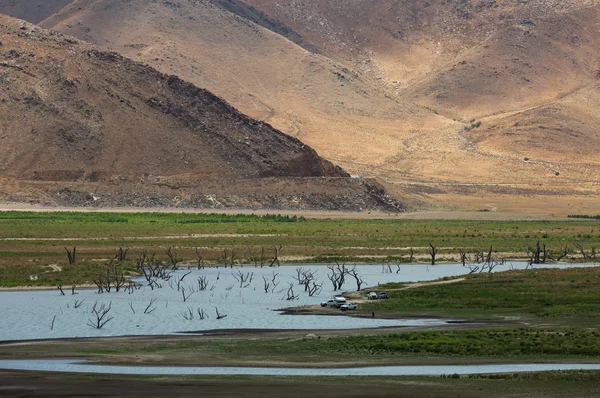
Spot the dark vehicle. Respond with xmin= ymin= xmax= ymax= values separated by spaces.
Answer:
xmin=377 ymin=292 xmax=389 ymax=299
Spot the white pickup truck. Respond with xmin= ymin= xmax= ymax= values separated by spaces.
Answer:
xmin=320 ymin=296 xmax=347 ymax=308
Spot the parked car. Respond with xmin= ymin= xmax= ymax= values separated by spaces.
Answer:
xmin=321 ymin=296 xmax=347 ymax=308
xmin=377 ymin=292 xmax=389 ymax=299
xmin=367 ymin=292 xmax=378 ymax=300
xmin=340 ymin=303 xmax=357 ymax=311
xmin=321 ymin=299 xmax=335 ymax=307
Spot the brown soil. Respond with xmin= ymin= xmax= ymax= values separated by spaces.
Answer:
xmin=0 ymin=370 xmax=491 ymax=398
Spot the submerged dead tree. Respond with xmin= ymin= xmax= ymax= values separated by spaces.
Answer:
xmin=93 ymin=261 xmax=127 ymax=294
xmin=327 ymin=262 xmax=348 ymax=291
xmin=527 ymin=242 xmax=570 ymax=265
xmin=574 ymin=243 xmax=596 ymax=261
xmin=233 ymin=270 xmax=254 ymax=288
xmin=262 ymin=272 xmax=279 ymax=293
xmin=348 ymin=266 xmax=366 ymax=291
xmin=87 ymin=301 xmax=114 ymax=329
xmin=165 ymin=246 xmax=181 ymax=270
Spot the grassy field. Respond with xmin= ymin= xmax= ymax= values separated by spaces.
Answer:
xmin=4 ymin=328 xmax=596 ymax=366
xmin=360 ymin=267 xmax=600 ymax=323
xmin=0 ymin=211 xmax=598 ymax=286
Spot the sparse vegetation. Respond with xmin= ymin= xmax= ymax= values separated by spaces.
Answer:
xmin=362 ymin=267 xmax=600 ymax=321
xmin=1 ymin=212 xmax=600 ymax=286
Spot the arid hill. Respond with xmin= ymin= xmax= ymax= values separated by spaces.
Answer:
xmin=4 ymin=0 xmax=600 ymax=214
xmin=0 ymin=15 xmax=402 ymax=211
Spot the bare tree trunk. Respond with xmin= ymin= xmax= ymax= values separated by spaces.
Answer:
xmin=65 ymin=247 xmax=76 ymax=264
xmin=428 ymin=242 xmax=438 ymax=265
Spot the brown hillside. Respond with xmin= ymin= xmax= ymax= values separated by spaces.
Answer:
xmin=0 ymin=15 xmax=402 ymax=211
xmin=6 ymin=0 xmax=600 ymax=213
xmin=38 ymin=0 xmax=456 ymax=183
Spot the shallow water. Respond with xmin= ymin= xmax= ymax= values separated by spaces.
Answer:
xmin=0 ymin=359 xmax=599 ymax=376
xmin=0 ymin=262 xmax=596 ymax=341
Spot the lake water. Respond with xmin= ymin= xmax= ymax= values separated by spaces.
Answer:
xmin=0 ymin=262 xmax=595 ymax=341
xmin=0 ymin=359 xmax=599 ymax=376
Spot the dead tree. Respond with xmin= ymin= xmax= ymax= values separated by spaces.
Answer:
xmin=65 ymin=247 xmax=76 ymax=264
xmin=381 ymin=262 xmax=392 ymax=274
xmin=144 ymin=298 xmax=157 ymax=314
xmin=115 ymin=247 xmax=129 ymax=262
xmin=93 ymin=261 xmax=127 ymax=294
xmin=195 ymin=248 xmax=204 ymax=269
xmin=165 ymin=246 xmax=181 ymax=270
xmin=215 ymin=307 xmax=227 ymax=319
xmin=327 ymin=262 xmax=348 ymax=291
xmin=284 ymin=283 xmax=299 ymax=300
xmin=73 ymin=299 xmax=85 ymax=309
xmin=181 ymin=307 xmax=194 ymax=321
xmin=125 ymin=281 xmax=141 ymax=294
xmin=574 ymin=243 xmax=596 ymax=261
xmin=71 ymin=285 xmax=77 ymax=295
xmin=307 ymin=281 xmax=323 ymax=296
xmin=458 ymin=249 xmax=468 ymax=266
xmin=301 ymin=269 xmax=317 ymax=292
xmin=197 ymin=308 xmax=208 ymax=320
xmin=552 ymin=245 xmax=569 ymax=262
xmin=137 ymin=251 xmax=171 ymax=288
xmin=262 ymin=271 xmax=279 ymax=293
xmin=464 ymin=262 xmax=480 ymax=274
xmin=295 ymin=267 xmax=306 ymax=285
xmin=233 ymin=270 xmax=254 ymax=288
xmin=408 ymin=248 xmax=414 ymax=263
xmin=294 ymin=267 xmax=317 ymax=292
xmin=527 ymin=241 xmax=545 ymax=264
xmin=181 ymin=286 xmax=196 ymax=302
xmin=262 ymin=276 xmax=271 ymax=293
xmin=197 ymin=275 xmax=209 ymax=291
xmin=87 ymin=301 xmax=114 ymax=329
xmin=270 ymin=245 xmax=283 ymax=267
xmin=428 ymin=242 xmax=438 ymax=265
xmin=57 ymin=285 xmax=65 ymax=296
xmin=176 ymin=271 xmax=192 ymax=292
xmin=111 ymin=263 xmax=126 ymax=292
xmin=348 ymin=266 xmax=366 ymax=291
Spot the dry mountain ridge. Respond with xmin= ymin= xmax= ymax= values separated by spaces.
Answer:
xmin=3 ymin=0 xmax=600 ymax=213
xmin=0 ymin=15 xmax=402 ymax=211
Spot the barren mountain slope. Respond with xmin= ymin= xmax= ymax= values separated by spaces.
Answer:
xmin=244 ymin=1 xmax=594 ymax=84
xmin=405 ymin=6 xmax=600 ymax=120
xmin=7 ymin=0 xmax=600 ymax=213
xmin=0 ymin=0 xmax=72 ymax=24
xmin=38 ymin=0 xmax=457 ymax=181
xmin=0 ymin=15 xmax=402 ymax=211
